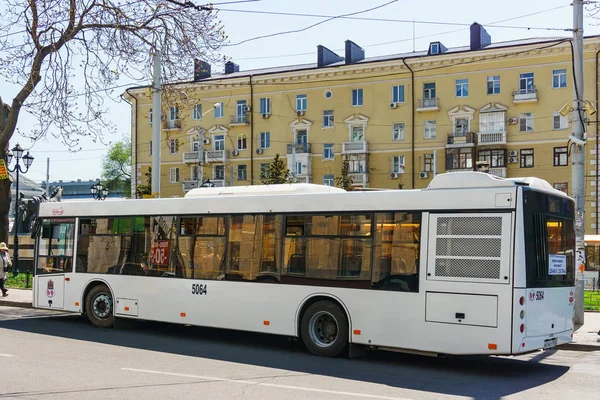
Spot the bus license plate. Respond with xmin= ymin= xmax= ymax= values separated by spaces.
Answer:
xmin=543 ymin=338 xmax=557 ymax=349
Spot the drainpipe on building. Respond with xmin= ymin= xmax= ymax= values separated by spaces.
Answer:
xmin=596 ymin=50 xmax=599 ymax=233
xmin=250 ymin=75 xmax=255 ymax=185
xmin=402 ymin=58 xmax=415 ymax=188
xmin=123 ymin=88 xmax=137 ymax=197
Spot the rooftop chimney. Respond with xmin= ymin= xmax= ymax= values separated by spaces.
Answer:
xmin=470 ymin=23 xmax=491 ymax=51
xmin=225 ymin=61 xmax=240 ymax=74
xmin=193 ymin=59 xmax=211 ymax=81
xmin=345 ymin=40 xmax=365 ymax=65
xmin=317 ymin=45 xmax=344 ymax=67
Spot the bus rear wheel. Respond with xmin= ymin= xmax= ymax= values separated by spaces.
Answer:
xmin=85 ymin=284 xmax=115 ymax=328
xmin=300 ymin=300 xmax=348 ymax=357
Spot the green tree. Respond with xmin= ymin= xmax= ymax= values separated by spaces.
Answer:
xmin=101 ymin=137 xmax=131 ymax=196
xmin=0 ymin=1 xmax=225 ymax=243
xmin=135 ymin=167 xmax=152 ymax=199
xmin=260 ymin=154 xmax=291 ymax=184
xmin=335 ymin=157 xmax=354 ymax=191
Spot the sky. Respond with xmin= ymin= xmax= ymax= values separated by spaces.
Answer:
xmin=2 ymin=0 xmax=599 ymax=184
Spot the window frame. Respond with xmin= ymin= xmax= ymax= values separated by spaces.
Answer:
xmin=237 ymin=164 xmax=247 ymax=180
xmin=487 ymin=76 xmax=500 ymax=95
xmin=323 ymin=110 xmax=334 ymax=128
xmin=553 ymin=112 xmax=569 ymax=130
xmin=259 ymin=97 xmax=271 ymax=115
xmin=519 ymin=113 xmax=534 ymax=132
xmin=260 ymin=131 xmax=270 ymax=149
xmin=553 ymin=146 xmax=568 ymax=167
xmin=169 ymin=167 xmax=179 ymax=183
xmin=455 ymin=79 xmax=469 ymax=98
xmin=323 ymin=143 xmax=334 ymax=160
xmin=237 ymin=134 xmax=247 ymax=151
xmin=392 ymin=155 xmax=405 ymax=174
xmin=192 ymin=104 xmax=203 ymax=120
xmin=392 ymin=85 xmax=405 ymax=104
xmin=214 ymin=102 xmax=224 ymax=118
xmin=352 ymin=88 xmax=364 ymax=106
xmin=520 ymin=149 xmax=534 ymax=168
xmin=424 ymin=120 xmax=436 ymax=139
xmin=552 ymin=69 xmax=567 ymax=89
xmin=296 ymin=94 xmax=307 ymax=111
xmin=392 ymin=122 xmax=405 ymax=141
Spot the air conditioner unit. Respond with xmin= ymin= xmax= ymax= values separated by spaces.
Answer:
xmin=390 ymin=103 xmax=398 ymax=109
xmin=244 ymin=106 xmax=251 ymax=112
xmin=508 ymin=117 xmax=518 ymax=124
xmin=256 ymin=148 xmax=263 ymax=154
xmin=231 ymin=150 xmax=239 ymax=156
xmin=419 ymin=172 xmax=429 ymax=179
xmin=390 ymin=173 xmax=399 ymax=179
xmin=203 ymin=138 xmax=211 ymax=145
xmin=509 ymin=150 xmax=518 ymax=157
xmin=262 ymin=113 xmax=270 ymax=119
xmin=297 ymin=110 xmax=305 ymax=116
xmin=509 ymin=157 xmax=518 ymax=164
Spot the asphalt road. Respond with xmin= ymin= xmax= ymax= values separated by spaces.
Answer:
xmin=0 ymin=306 xmax=599 ymax=400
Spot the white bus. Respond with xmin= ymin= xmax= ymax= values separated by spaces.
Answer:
xmin=31 ymin=172 xmax=575 ymax=357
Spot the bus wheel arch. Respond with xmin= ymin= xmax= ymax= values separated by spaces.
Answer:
xmin=82 ymin=280 xmax=115 ymax=329
xmin=296 ymin=295 xmax=351 ymax=357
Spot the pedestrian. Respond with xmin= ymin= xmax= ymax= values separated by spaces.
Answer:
xmin=0 ymin=242 xmax=11 ymax=297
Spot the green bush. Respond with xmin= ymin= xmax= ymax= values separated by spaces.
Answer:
xmin=4 ymin=273 xmax=32 ymax=289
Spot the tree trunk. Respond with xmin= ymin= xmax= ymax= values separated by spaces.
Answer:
xmin=0 ymin=149 xmax=12 ymax=244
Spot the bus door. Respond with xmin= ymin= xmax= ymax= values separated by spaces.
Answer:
xmin=34 ymin=218 xmax=75 ymax=309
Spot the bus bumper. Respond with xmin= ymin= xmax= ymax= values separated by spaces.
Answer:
xmin=514 ymin=330 xmax=573 ymax=354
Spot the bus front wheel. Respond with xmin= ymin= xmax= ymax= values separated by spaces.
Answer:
xmin=85 ymin=284 xmax=115 ymax=328
xmin=300 ymin=300 xmax=348 ymax=357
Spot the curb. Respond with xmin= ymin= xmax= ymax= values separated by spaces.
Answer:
xmin=557 ymin=342 xmax=600 ymax=352
xmin=0 ymin=300 xmax=33 ymax=309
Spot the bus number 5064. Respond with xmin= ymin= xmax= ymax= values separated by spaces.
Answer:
xmin=192 ymin=284 xmax=207 ymax=295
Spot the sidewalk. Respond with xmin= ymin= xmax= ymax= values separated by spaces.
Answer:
xmin=0 ymin=288 xmax=33 ymax=308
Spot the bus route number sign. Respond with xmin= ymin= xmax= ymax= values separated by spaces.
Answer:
xmin=192 ymin=283 xmax=207 ymax=295
xmin=151 ymin=240 xmax=170 ymax=265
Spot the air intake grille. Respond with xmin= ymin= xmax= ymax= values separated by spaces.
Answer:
xmin=437 ymin=217 xmax=502 ymax=236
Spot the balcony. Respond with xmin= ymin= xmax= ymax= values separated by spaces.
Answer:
xmin=204 ymin=150 xmax=228 ymax=163
xmin=182 ymin=180 xmax=200 ymax=192
xmin=182 ymin=151 xmax=203 ymax=164
xmin=489 ymin=167 xmax=507 ymax=178
xmin=208 ymin=179 xmax=227 ymax=187
xmin=230 ymin=114 xmax=249 ymax=126
xmin=478 ymin=132 xmax=506 ymax=146
xmin=446 ymin=132 xmax=476 ymax=148
xmin=342 ymin=141 xmax=368 ymax=155
xmin=416 ymin=98 xmax=440 ymax=112
xmin=163 ymin=119 xmax=181 ymax=130
xmin=287 ymin=143 xmax=311 ymax=154
xmin=512 ymin=87 xmax=538 ymax=103
xmin=349 ymin=172 xmax=369 ymax=185
xmin=292 ymin=175 xmax=313 ymax=184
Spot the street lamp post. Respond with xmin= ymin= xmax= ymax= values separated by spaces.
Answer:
xmin=90 ymin=182 xmax=109 ymax=200
xmin=6 ymin=143 xmax=34 ymax=276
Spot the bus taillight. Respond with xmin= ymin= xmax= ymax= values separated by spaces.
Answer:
xmin=519 ymin=296 xmax=525 ymax=306
xmin=520 ymin=324 xmax=525 ymax=333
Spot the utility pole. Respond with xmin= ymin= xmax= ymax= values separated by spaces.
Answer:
xmin=572 ymin=0 xmax=585 ymax=325
xmin=45 ymin=157 xmax=49 ymax=195
xmin=151 ymin=51 xmax=162 ymax=197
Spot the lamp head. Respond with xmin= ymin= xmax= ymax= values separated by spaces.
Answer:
xmin=90 ymin=185 xmax=98 ymax=195
xmin=6 ymin=151 xmax=13 ymax=165
xmin=11 ymin=143 xmax=24 ymax=159
xmin=559 ymin=103 xmax=574 ymax=117
xmin=583 ymin=100 xmax=597 ymax=116
xmin=22 ymin=152 xmax=34 ymax=168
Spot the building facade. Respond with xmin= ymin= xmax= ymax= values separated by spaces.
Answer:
xmin=125 ymin=24 xmax=600 ymax=247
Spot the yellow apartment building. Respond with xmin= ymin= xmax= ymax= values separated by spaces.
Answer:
xmin=125 ymin=23 xmax=600 ymax=261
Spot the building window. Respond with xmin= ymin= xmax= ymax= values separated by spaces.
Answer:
xmin=519 ymin=73 xmax=534 ymax=90
xmin=553 ymin=69 xmax=567 ymax=89
xmin=478 ymin=149 xmax=506 ymax=167
xmin=237 ymin=165 xmax=247 ymax=180
xmin=454 ymin=118 xmax=469 ymax=136
xmin=424 ymin=120 xmax=436 ymax=139
xmin=296 ymin=94 xmax=307 ymax=111
xmin=349 ymin=157 xmax=366 ymax=173
xmin=352 ymin=89 xmax=363 ymax=106
xmin=260 ymin=163 xmax=270 ymax=178
xmin=520 ymin=149 xmax=534 ymax=168
xmin=455 ymin=79 xmax=468 ymax=97
xmin=260 ymin=132 xmax=270 ymax=149
xmin=553 ymin=112 xmax=569 ymax=130
xmin=519 ymin=113 xmax=534 ymax=132
xmin=192 ymin=104 xmax=203 ymax=120
xmin=214 ymin=165 xmax=225 ymax=180
xmin=169 ymin=139 xmax=178 ymax=155
xmin=480 ymin=112 xmax=506 ymax=133
xmin=392 ymin=85 xmax=405 ymax=104
xmin=148 ymin=141 xmax=152 ymax=156
xmin=214 ymin=102 xmax=224 ymax=118
xmin=323 ymin=175 xmax=334 ymax=186
xmin=214 ymin=135 xmax=225 ymax=151
xmin=237 ymin=134 xmax=247 ymax=150
xmin=191 ymin=165 xmax=200 ymax=181
xmin=487 ymin=76 xmax=500 ymax=95
xmin=430 ymin=42 xmax=439 ymax=54
xmin=423 ymin=82 xmax=436 ymax=99
xmin=169 ymin=168 xmax=179 ymax=183
xmin=553 ymin=147 xmax=568 ymax=166
xmin=259 ymin=97 xmax=271 ymax=115
xmin=295 ymin=162 xmax=302 ymax=175
xmin=169 ymin=106 xmax=179 ymax=121
xmin=446 ymin=148 xmax=473 ymax=170
xmin=392 ymin=123 xmax=404 ymax=141
xmin=323 ymin=110 xmax=334 ymax=128
xmin=351 ymin=126 xmax=365 ymax=142
xmin=149 ymin=108 xmax=153 ymax=126
xmin=553 ymin=182 xmax=568 ymax=194
xmin=323 ymin=143 xmax=334 ymax=160
xmin=392 ymin=156 xmax=405 ymax=174
xmin=424 ymin=154 xmax=433 ymax=172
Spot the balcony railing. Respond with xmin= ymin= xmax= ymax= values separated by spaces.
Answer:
xmin=292 ymin=175 xmax=313 ymax=184
xmin=478 ymin=132 xmax=506 ymax=145
xmin=230 ymin=114 xmax=249 ymax=125
xmin=342 ymin=141 xmax=368 ymax=154
xmin=446 ymin=132 xmax=476 ymax=146
xmin=512 ymin=87 xmax=538 ymax=103
xmin=183 ymin=151 xmax=203 ymax=164
xmin=209 ymin=179 xmax=226 ymax=187
xmin=162 ymin=119 xmax=182 ymax=130
xmin=416 ymin=97 xmax=439 ymax=111
xmin=349 ymin=172 xmax=368 ymax=185
xmin=287 ymin=143 xmax=311 ymax=154
xmin=182 ymin=180 xmax=200 ymax=192
xmin=204 ymin=150 xmax=228 ymax=163
xmin=489 ymin=167 xmax=507 ymax=178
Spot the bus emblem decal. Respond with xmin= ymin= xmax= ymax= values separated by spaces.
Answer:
xmin=529 ymin=290 xmax=536 ymax=302
xmin=46 ymin=280 xmax=55 ymax=298
xmin=569 ymin=290 xmax=574 ymax=305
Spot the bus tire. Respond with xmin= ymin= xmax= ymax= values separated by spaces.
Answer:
xmin=85 ymin=284 xmax=115 ymax=328
xmin=300 ymin=300 xmax=349 ymax=357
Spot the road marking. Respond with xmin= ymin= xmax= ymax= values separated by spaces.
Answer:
xmin=0 ymin=353 xmax=14 ymax=357
xmin=122 ymin=368 xmax=411 ymax=400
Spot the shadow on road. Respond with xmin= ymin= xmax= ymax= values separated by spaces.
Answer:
xmin=0 ymin=314 xmax=569 ymax=399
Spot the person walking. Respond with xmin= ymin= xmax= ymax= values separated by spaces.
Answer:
xmin=0 ymin=242 xmax=11 ymax=297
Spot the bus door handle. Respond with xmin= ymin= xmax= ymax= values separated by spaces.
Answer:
xmin=455 ymin=313 xmax=465 ymax=320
